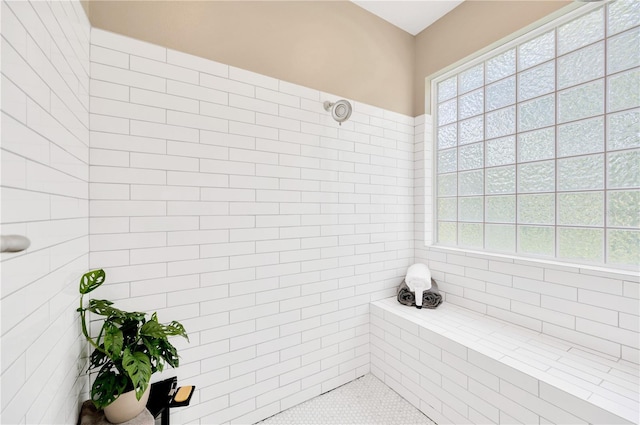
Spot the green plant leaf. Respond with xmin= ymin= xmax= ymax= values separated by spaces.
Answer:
xmin=79 ymin=269 xmax=106 ymax=294
xmin=91 ymin=362 xmax=128 ymax=410
xmin=122 ymin=348 xmax=152 ymax=400
xmin=89 ymin=347 xmax=109 ymax=371
xmin=166 ymin=321 xmax=189 ymax=341
xmin=157 ymin=338 xmax=180 ymax=369
xmin=140 ymin=319 xmax=165 ymax=339
xmin=103 ymin=322 xmax=124 ymax=360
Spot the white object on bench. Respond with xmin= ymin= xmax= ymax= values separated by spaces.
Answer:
xmin=371 ymin=298 xmax=639 ymax=425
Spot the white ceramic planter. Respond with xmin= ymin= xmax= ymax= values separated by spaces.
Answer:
xmin=103 ymin=385 xmax=150 ymax=424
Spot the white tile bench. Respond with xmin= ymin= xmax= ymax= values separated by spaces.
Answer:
xmin=370 ymin=298 xmax=639 ymax=425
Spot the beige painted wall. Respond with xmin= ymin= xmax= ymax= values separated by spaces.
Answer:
xmin=414 ymin=0 xmax=570 ymax=115
xmin=88 ymin=0 xmax=416 ymax=116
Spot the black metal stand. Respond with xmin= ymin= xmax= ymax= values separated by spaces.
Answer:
xmin=146 ymin=377 xmax=194 ymax=425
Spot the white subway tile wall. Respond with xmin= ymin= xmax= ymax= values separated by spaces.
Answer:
xmin=88 ymin=28 xmax=415 ymax=424
xmin=0 ymin=0 xmax=91 ymax=423
xmin=415 ymin=115 xmax=640 ymax=365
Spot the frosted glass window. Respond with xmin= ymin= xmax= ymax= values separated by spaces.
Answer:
xmin=460 ymin=223 xmax=483 ymax=247
xmin=438 ymin=76 xmax=457 ymax=102
xmin=438 ymin=197 xmax=457 ymax=221
xmin=518 ymin=95 xmax=555 ymax=132
xmin=518 ymin=194 xmax=555 ymax=225
xmin=459 ymin=143 xmax=483 ymax=170
xmin=458 ymin=170 xmax=484 ymax=196
xmin=558 ymin=7 xmax=604 ymax=55
xmin=608 ymin=149 xmax=640 ymax=189
xmin=438 ymin=99 xmax=457 ymax=126
xmin=459 ymin=116 xmax=484 ymax=145
xmin=558 ymin=42 xmax=605 ymax=90
xmin=459 ymin=197 xmax=484 ymax=222
xmin=519 ymin=61 xmax=555 ymax=101
xmin=459 ymin=64 xmax=484 ymax=94
xmin=486 ymin=136 xmax=515 ymax=167
xmin=487 ymin=49 xmax=516 ymax=83
xmin=487 ymin=166 xmax=516 ymax=194
xmin=486 ymin=106 xmax=516 ymax=139
xmin=518 ymin=161 xmax=555 ymax=193
xmin=558 ymin=154 xmax=605 ymax=191
xmin=608 ymin=0 xmax=640 ymax=36
xmin=558 ymin=228 xmax=604 ymax=262
xmin=518 ymin=128 xmax=555 ymax=163
xmin=486 ymin=224 xmax=516 ymax=252
xmin=607 ymin=190 xmax=640 ymax=227
xmin=608 ymin=69 xmax=640 ymax=113
xmin=486 ymin=77 xmax=516 ymax=112
xmin=607 ymin=109 xmax=640 ymax=151
xmin=558 ymin=192 xmax=604 ymax=226
xmin=518 ymin=226 xmax=555 ymax=256
xmin=434 ymin=3 xmax=640 ymax=267
xmin=607 ymin=229 xmax=640 ymax=264
xmin=438 ymin=149 xmax=457 ymax=173
xmin=558 ymin=117 xmax=605 ymax=157
xmin=607 ymin=28 xmax=640 ymax=74
xmin=486 ymin=195 xmax=516 ymax=223
xmin=438 ymin=124 xmax=457 ymax=149
xmin=518 ymin=31 xmax=555 ymax=70
xmin=558 ymin=80 xmax=604 ymax=123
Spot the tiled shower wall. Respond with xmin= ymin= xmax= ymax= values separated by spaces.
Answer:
xmin=88 ymin=29 xmax=415 ymax=424
xmin=415 ymin=115 xmax=640 ymax=365
xmin=0 ymin=0 xmax=91 ymax=423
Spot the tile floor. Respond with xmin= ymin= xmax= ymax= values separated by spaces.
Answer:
xmin=257 ymin=374 xmax=436 ymax=424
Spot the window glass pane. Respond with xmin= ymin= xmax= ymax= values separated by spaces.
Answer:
xmin=486 ymin=76 xmax=516 ymax=112
xmin=486 ymin=49 xmax=516 ymax=83
xmin=607 ymin=27 xmax=640 ymax=74
xmin=486 ymin=224 xmax=516 ymax=252
xmin=438 ymin=76 xmax=457 ymax=103
xmin=459 ymin=223 xmax=483 ymax=247
xmin=459 ymin=142 xmax=483 ymax=171
xmin=486 ymin=136 xmax=515 ymax=167
xmin=558 ymin=42 xmax=604 ymax=90
xmin=519 ymin=61 xmax=555 ymax=101
xmin=487 ymin=166 xmax=516 ymax=194
xmin=607 ymin=229 xmax=640 ymax=265
xmin=518 ymin=31 xmax=555 ymax=70
xmin=607 ymin=190 xmax=640 ymax=227
xmin=558 ymin=228 xmax=604 ymax=262
xmin=518 ymin=128 xmax=555 ymax=163
xmin=459 ymin=197 xmax=484 ymax=222
xmin=608 ymin=69 xmax=640 ymax=113
xmin=518 ymin=194 xmax=555 ymax=225
xmin=486 ymin=195 xmax=516 ymax=223
xmin=558 ymin=117 xmax=605 ymax=157
xmin=558 ymin=154 xmax=605 ymax=191
xmin=558 ymin=8 xmax=605 ymax=55
xmin=438 ymin=99 xmax=457 ymax=126
xmin=459 ymin=116 xmax=484 ymax=144
xmin=438 ymin=149 xmax=457 ymax=173
xmin=608 ymin=0 xmax=640 ymax=36
xmin=486 ymin=106 xmax=516 ymax=139
xmin=558 ymin=192 xmax=604 ymax=226
xmin=608 ymin=149 xmax=640 ymax=189
xmin=438 ymin=173 xmax=457 ymax=196
xmin=518 ymin=225 xmax=555 ymax=256
xmin=558 ymin=80 xmax=604 ymax=123
xmin=459 ymin=64 xmax=484 ymax=94
xmin=459 ymin=89 xmax=484 ymax=120
xmin=459 ymin=170 xmax=484 ymax=196
xmin=518 ymin=161 xmax=555 ymax=193
xmin=438 ymin=124 xmax=457 ymax=149
xmin=438 ymin=222 xmax=457 ymax=245
xmin=438 ymin=197 xmax=457 ymax=221
xmin=607 ymin=109 xmax=640 ymax=151
xmin=518 ymin=95 xmax=555 ymax=132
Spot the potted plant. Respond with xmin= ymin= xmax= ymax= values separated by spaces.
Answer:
xmin=77 ymin=269 xmax=188 ymax=423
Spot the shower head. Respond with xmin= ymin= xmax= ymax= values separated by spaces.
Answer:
xmin=323 ymin=99 xmax=352 ymax=125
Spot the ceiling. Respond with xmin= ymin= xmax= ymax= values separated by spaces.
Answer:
xmin=351 ymin=0 xmax=465 ymax=36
